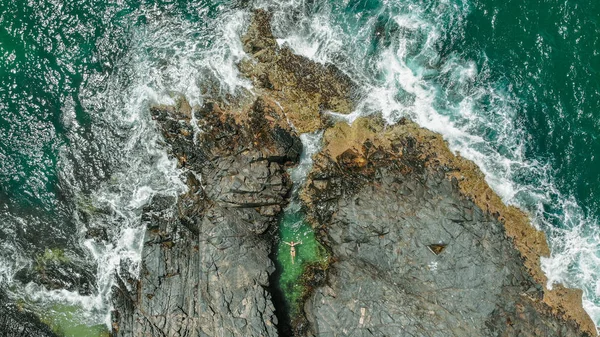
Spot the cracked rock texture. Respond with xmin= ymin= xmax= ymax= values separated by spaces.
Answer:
xmin=239 ymin=9 xmax=356 ymax=134
xmin=300 ymin=117 xmax=593 ymax=337
xmin=111 ymin=99 xmax=301 ymax=337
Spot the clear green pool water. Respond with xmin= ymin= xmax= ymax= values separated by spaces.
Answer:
xmin=275 ymin=207 xmax=328 ymax=316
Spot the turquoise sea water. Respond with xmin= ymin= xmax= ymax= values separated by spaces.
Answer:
xmin=0 ymin=0 xmax=599 ymax=333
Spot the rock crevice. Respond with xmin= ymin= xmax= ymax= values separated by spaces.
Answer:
xmin=111 ymin=99 xmax=301 ymax=337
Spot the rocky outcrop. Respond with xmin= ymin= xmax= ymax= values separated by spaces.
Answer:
xmin=300 ymin=117 xmax=595 ymax=336
xmin=111 ymin=10 xmax=596 ymax=337
xmin=111 ymin=98 xmax=302 ymax=337
xmin=239 ymin=10 xmax=356 ymax=133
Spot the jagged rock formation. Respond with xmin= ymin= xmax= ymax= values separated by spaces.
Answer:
xmin=0 ymin=289 xmax=58 ymax=337
xmin=110 ymin=99 xmax=302 ymax=337
xmin=239 ymin=10 xmax=355 ymax=133
xmin=300 ymin=117 xmax=595 ymax=336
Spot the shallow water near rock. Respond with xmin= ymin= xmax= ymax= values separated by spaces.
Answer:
xmin=276 ymin=208 xmax=327 ymax=314
xmin=273 ymin=130 xmax=328 ymax=319
xmin=38 ymin=304 xmax=109 ymax=337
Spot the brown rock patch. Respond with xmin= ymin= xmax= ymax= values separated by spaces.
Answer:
xmin=238 ymin=9 xmax=356 ymax=133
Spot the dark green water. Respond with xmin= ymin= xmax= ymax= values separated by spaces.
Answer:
xmin=1 ymin=0 xmax=599 ymax=332
xmin=463 ymin=0 xmax=600 ymax=215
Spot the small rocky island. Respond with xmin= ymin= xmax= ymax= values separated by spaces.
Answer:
xmin=109 ymin=10 xmax=597 ymax=337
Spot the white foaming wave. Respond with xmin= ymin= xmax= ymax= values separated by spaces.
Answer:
xmin=363 ymin=10 xmax=531 ymax=211
xmin=261 ymin=0 xmax=600 ymax=330
xmin=123 ymin=11 xmax=251 ymax=107
xmin=393 ymin=13 xmax=427 ymax=31
xmin=22 ymin=282 xmax=106 ymax=326
xmin=17 ymin=8 xmax=254 ymax=329
xmin=540 ymin=198 xmax=600 ymax=309
xmin=290 ymin=131 xmax=324 ymax=186
xmin=287 ymin=131 xmax=324 ymax=214
xmin=0 ymin=215 xmax=63 ymax=286
xmin=0 ymin=217 xmax=24 ymax=284
xmin=274 ymin=14 xmax=343 ymax=64
xmin=0 ymin=254 xmax=25 ymax=285
xmin=541 ymin=220 xmax=599 ymax=288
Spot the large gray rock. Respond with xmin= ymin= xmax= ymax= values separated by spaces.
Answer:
xmin=111 ymin=99 xmax=302 ymax=337
xmin=300 ymin=120 xmax=591 ymax=337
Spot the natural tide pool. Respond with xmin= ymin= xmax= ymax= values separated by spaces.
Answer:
xmin=275 ymin=207 xmax=328 ymax=316
xmin=270 ymin=131 xmax=329 ymax=326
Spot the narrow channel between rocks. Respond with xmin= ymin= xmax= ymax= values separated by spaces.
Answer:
xmin=269 ymin=131 xmax=329 ymax=336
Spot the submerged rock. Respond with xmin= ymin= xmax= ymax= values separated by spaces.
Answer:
xmin=13 ymin=248 xmax=96 ymax=296
xmin=0 ymin=289 xmax=58 ymax=337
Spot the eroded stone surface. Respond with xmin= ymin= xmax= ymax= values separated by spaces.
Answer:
xmin=239 ymin=9 xmax=356 ymax=133
xmin=111 ymin=99 xmax=301 ymax=337
xmin=300 ymin=117 xmax=594 ymax=336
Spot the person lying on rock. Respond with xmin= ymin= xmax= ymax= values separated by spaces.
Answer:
xmin=282 ymin=240 xmax=302 ymax=264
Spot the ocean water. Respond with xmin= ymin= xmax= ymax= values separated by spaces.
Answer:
xmin=0 ymin=0 xmax=599 ymax=333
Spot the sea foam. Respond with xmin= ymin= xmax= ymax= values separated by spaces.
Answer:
xmin=9 ymin=6 xmax=254 ymax=329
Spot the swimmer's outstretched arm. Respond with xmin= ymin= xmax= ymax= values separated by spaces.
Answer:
xmin=282 ymin=241 xmax=291 ymax=246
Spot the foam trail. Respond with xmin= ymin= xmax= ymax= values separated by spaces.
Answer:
xmin=286 ymin=131 xmax=324 ymax=216
xmin=8 ymin=7 xmax=254 ymax=329
xmin=290 ymin=131 xmax=324 ymax=185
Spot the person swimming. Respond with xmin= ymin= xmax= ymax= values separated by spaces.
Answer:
xmin=283 ymin=240 xmax=302 ymax=264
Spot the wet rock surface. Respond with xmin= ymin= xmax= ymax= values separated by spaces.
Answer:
xmin=0 ymin=289 xmax=58 ymax=337
xmin=13 ymin=248 xmax=96 ymax=296
xmin=300 ymin=117 xmax=592 ymax=336
xmin=110 ymin=99 xmax=301 ymax=337
xmin=239 ymin=9 xmax=356 ymax=133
